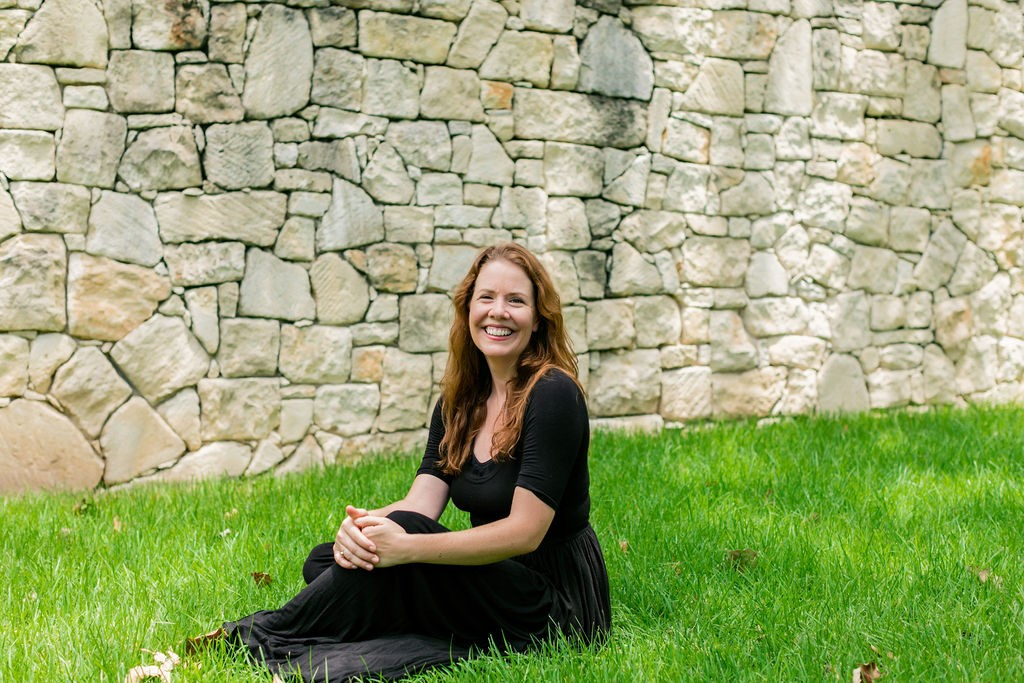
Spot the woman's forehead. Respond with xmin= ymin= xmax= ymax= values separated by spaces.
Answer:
xmin=475 ymin=258 xmax=532 ymax=289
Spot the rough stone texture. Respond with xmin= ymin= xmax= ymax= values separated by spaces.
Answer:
xmin=0 ymin=234 xmax=67 ymax=332
xmin=712 ymin=368 xmax=786 ymax=419
xmin=514 ymin=89 xmax=647 ymax=148
xmin=156 ymin=191 xmax=285 ymax=245
xmin=5 ymin=0 xmax=1024 ymax=489
xmin=448 ymin=0 xmax=507 ymax=69
xmin=67 ymin=253 xmax=170 ymax=341
xmin=13 ymin=0 xmax=107 ymax=68
xmin=420 ymin=66 xmax=485 ymax=122
xmin=314 ymin=384 xmax=380 ymax=437
xmin=100 ymin=396 xmax=186 ymax=484
xmin=238 ymin=249 xmax=316 ymax=321
xmin=359 ymin=11 xmax=456 ymax=65
xmin=51 ymin=346 xmax=132 ymax=438
xmin=219 ymin=318 xmax=280 ymax=378
xmin=589 ymin=350 xmax=660 ymax=417
xmin=0 ymin=399 xmax=103 ymax=494
xmin=132 ymin=0 xmax=206 ymax=51
xmin=818 ymin=353 xmax=870 ymax=413
xmin=107 ymin=50 xmax=173 ymax=113
xmin=280 ymin=325 xmax=352 ymax=384
xmin=0 ymin=131 xmax=55 ymax=181
xmin=318 ymin=178 xmax=384 ymax=251
xmin=310 ymin=253 xmax=370 ymax=324
xmin=378 ymin=348 xmax=432 ymax=432
xmin=199 ymin=378 xmax=280 ymax=441
xmin=111 ymin=315 xmax=210 ymax=403
xmin=0 ymin=334 xmax=29 ymax=397
xmin=242 ymin=5 xmax=313 ymax=119
xmin=0 ymin=65 xmax=64 ymax=130
xmin=164 ymin=242 xmax=245 ymax=287
xmin=84 ymin=191 xmax=157 ymax=263
xmin=118 ymin=126 xmax=202 ymax=191
xmin=56 ymin=110 xmax=126 ymax=188
xmin=157 ymin=388 xmax=201 ymax=450
xmin=765 ymin=20 xmax=812 ymax=116
xmin=578 ymin=17 xmax=653 ymax=101
xmin=204 ymin=122 xmax=275 ymax=190
xmin=11 ymin=181 xmax=90 ymax=234
xmin=399 ymin=294 xmax=451 ymax=353
xmin=162 ymin=441 xmax=252 ymax=482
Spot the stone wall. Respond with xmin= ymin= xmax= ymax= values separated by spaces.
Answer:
xmin=1 ymin=0 xmax=1023 ymax=493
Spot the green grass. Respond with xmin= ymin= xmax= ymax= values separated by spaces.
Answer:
xmin=3 ymin=405 xmax=1023 ymax=681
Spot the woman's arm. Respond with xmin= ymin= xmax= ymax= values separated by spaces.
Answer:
xmin=355 ymin=486 xmax=555 ymax=568
xmin=335 ymin=473 xmax=450 ymax=571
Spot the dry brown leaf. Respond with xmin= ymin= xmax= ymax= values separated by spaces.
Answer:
xmin=618 ymin=540 xmax=628 ymax=554
xmin=113 ymin=515 xmax=123 ymax=533
xmin=252 ymin=571 xmax=273 ymax=587
xmin=851 ymin=661 xmax=881 ymax=683
xmin=725 ymin=548 xmax=758 ymax=572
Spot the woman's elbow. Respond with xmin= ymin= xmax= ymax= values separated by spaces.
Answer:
xmin=518 ymin=528 xmax=547 ymax=555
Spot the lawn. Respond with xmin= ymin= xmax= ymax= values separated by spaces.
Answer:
xmin=2 ymin=405 xmax=1023 ymax=681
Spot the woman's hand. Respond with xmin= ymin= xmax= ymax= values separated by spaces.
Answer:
xmin=333 ymin=505 xmax=379 ymax=571
xmin=354 ymin=515 xmax=410 ymax=569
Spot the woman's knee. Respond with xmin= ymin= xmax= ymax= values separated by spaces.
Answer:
xmin=386 ymin=510 xmax=448 ymax=535
xmin=302 ymin=542 xmax=336 ymax=584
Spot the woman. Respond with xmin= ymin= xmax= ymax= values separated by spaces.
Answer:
xmin=216 ymin=242 xmax=611 ymax=681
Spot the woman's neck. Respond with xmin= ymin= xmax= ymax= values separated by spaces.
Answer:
xmin=485 ymin=358 xmax=516 ymax=395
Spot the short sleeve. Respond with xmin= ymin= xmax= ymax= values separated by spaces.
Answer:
xmin=416 ymin=400 xmax=453 ymax=484
xmin=514 ymin=371 xmax=588 ymax=510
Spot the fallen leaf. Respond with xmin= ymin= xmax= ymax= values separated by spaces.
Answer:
xmin=851 ymin=661 xmax=881 ymax=683
xmin=725 ymin=548 xmax=758 ymax=572
xmin=124 ymin=649 xmax=179 ymax=683
xmin=869 ymin=644 xmax=880 ymax=655
xmin=618 ymin=540 xmax=628 ymax=554
xmin=113 ymin=515 xmax=123 ymax=533
xmin=123 ymin=664 xmax=168 ymax=683
xmin=971 ymin=565 xmax=1004 ymax=589
xmin=252 ymin=571 xmax=273 ymax=586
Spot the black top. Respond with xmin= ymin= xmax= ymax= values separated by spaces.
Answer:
xmin=417 ymin=369 xmax=591 ymax=543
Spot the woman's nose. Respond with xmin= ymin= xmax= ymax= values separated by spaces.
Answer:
xmin=491 ymin=300 xmax=509 ymax=317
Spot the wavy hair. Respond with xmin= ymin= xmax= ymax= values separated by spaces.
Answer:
xmin=436 ymin=242 xmax=581 ymax=476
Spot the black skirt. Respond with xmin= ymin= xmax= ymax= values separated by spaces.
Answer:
xmin=224 ymin=510 xmax=611 ymax=682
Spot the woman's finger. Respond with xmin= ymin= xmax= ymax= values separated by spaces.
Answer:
xmin=340 ymin=516 xmax=378 ymax=553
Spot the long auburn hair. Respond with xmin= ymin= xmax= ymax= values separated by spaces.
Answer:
xmin=437 ymin=242 xmax=582 ymax=476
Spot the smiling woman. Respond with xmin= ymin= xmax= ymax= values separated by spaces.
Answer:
xmin=205 ymin=242 xmax=611 ymax=682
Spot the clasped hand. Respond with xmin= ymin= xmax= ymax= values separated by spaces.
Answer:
xmin=333 ymin=505 xmax=407 ymax=571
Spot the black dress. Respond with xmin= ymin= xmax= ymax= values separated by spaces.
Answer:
xmin=224 ymin=370 xmax=611 ymax=681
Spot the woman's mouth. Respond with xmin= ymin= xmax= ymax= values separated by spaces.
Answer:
xmin=484 ymin=326 xmax=512 ymax=337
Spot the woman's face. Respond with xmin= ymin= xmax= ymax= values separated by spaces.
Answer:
xmin=468 ymin=258 xmax=539 ymax=369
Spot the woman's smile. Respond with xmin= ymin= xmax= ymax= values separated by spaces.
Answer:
xmin=469 ymin=259 xmax=539 ymax=373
